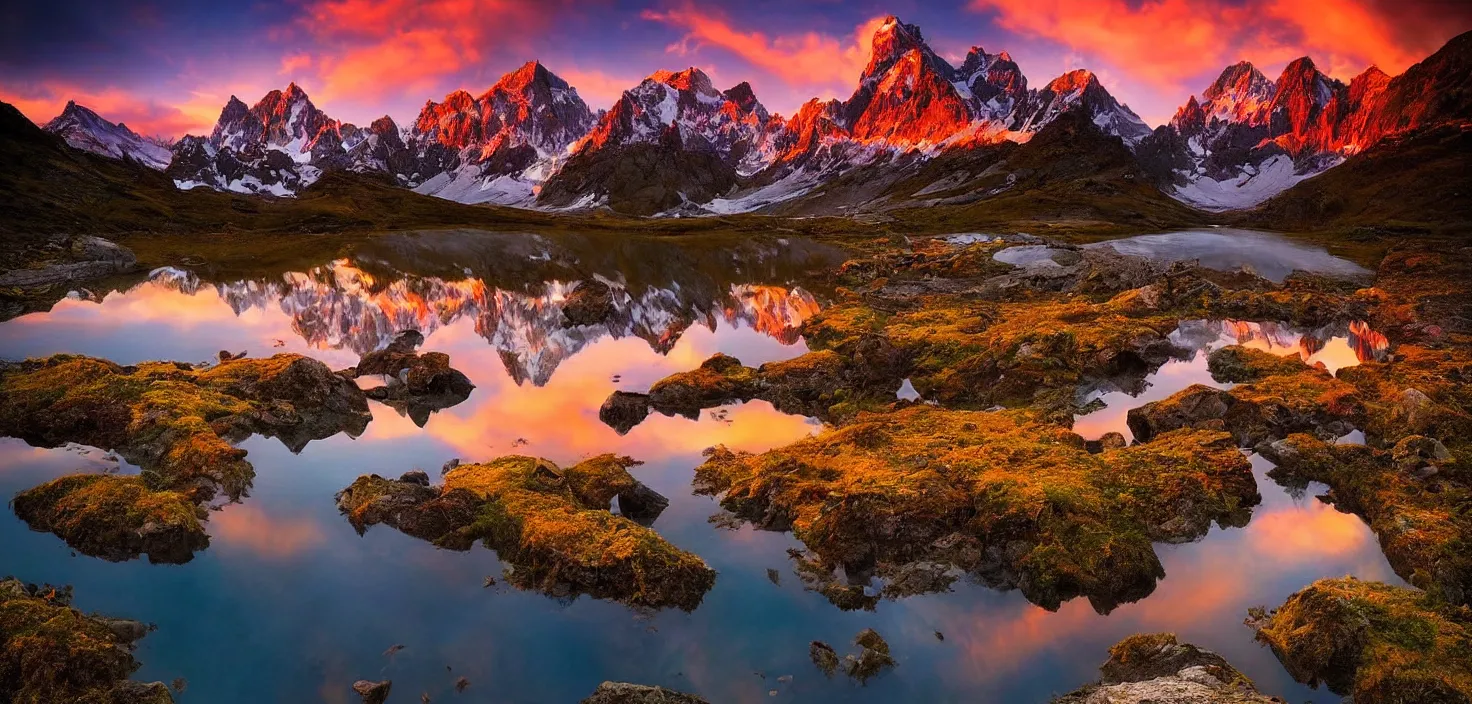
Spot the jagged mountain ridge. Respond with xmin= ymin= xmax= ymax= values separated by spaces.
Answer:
xmin=34 ymin=20 xmax=1472 ymax=216
xmin=41 ymin=101 xmax=172 ymax=170
xmin=1138 ymin=30 xmax=1472 ymax=211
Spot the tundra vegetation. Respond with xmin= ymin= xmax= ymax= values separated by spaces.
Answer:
xmin=336 ymin=454 xmax=713 ymax=610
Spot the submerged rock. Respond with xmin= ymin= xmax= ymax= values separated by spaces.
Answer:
xmin=1249 ymin=577 xmax=1472 ymax=702
xmin=352 ymin=679 xmax=391 ymax=704
xmin=1055 ymin=633 xmax=1282 ymax=703
xmin=806 ymin=630 xmax=895 ymax=683
xmin=696 ymin=405 xmax=1258 ymax=613
xmin=846 ymin=628 xmax=896 ymax=682
xmin=337 ymin=454 xmax=712 ymax=609
xmin=0 ymin=353 xmax=372 ymax=562
xmin=809 ymin=641 xmax=840 ymax=678
xmin=580 ymin=681 xmax=708 ymax=704
xmin=0 ymin=576 xmax=175 ymax=704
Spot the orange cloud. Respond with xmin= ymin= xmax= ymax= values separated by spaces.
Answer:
xmin=284 ymin=0 xmax=565 ymax=102
xmin=0 ymin=80 xmax=216 ymax=139
xmin=279 ymin=52 xmax=314 ymax=75
xmin=969 ymin=0 xmax=1458 ymax=92
xmin=642 ymin=5 xmax=886 ymax=88
xmin=211 ymin=503 xmax=328 ymax=559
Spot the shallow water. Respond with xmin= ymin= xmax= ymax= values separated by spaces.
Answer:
xmin=1082 ymin=228 xmax=1372 ymax=283
xmin=0 ymin=230 xmax=1401 ymax=703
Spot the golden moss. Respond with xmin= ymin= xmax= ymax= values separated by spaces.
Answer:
xmin=1128 ymin=364 xmax=1363 ymax=446
xmin=695 ymin=405 xmax=1257 ymax=612
xmin=1 ymin=353 xmax=370 ymax=563
xmin=340 ymin=455 xmax=714 ymax=610
xmin=1252 ymin=577 xmax=1472 ymax=703
xmin=0 ymin=353 xmax=369 ymax=501
xmin=11 ymin=475 xmax=207 ymax=564
xmin=1206 ymin=345 xmax=1312 ymax=383
xmin=0 ymin=577 xmax=174 ymax=704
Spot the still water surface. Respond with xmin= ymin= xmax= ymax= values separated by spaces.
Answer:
xmin=0 ymin=230 xmax=1399 ymax=702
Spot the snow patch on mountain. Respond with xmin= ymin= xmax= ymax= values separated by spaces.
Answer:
xmin=43 ymin=102 xmax=172 ymax=170
xmin=1170 ymin=154 xmax=1333 ymax=210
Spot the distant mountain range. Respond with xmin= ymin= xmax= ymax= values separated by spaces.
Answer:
xmin=33 ymin=16 xmax=1472 ymax=216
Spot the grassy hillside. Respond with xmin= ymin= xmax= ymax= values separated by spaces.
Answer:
xmin=1241 ymin=125 xmax=1472 ymax=236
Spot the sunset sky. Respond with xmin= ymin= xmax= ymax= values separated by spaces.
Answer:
xmin=3 ymin=0 xmax=1468 ymax=139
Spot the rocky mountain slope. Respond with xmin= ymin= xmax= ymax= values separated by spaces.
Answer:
xmin=42 ymin=101 xmax=172 ymax=170
xmin=22 ymin=21 xmax=1472 ymax=218
xmin=1139 ymin=29 xmax=1472 ymax=210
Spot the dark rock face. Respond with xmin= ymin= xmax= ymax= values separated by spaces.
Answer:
xmin=563 ymin=279 xmax=617 ymax=327
xmin=0 ymin=577 xmax=176 ymax=704
xmin=580 ymin=682 xmax=709 ymax=704
xmin=599 ymin=391 xmax=653 ymax=435
xmin=353 ymin=330 xmax=474 ymax=426
xmin=351 ymin=679 xmax=391 ymax=704
xmin=538 ymin=143 xmax=740 ymax=216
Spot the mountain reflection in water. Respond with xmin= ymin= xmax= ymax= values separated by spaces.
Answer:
xmin=0 ymin=231 xmax=1411 ymax=703
xmin=147 ymin=263 xmax=820 ymax=387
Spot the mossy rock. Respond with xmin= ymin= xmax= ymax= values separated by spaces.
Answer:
xmin=337 ymin=455 xmax=712 ymax=610
xmin=0 ymin=577 xmax=175 ymax=704
xmin=695 ymin=405 xmax=1258 ymax=613
xmin=1251 ymin=577 xmax=1472 ymax=703
xmin=0 ymin=353 xmax=372 ymax=563
xmin=1266 ymin=434 xmax=1471 ymax=605
xmin=12 ymin=475 xmax=207 ymax=564
xmin=1206 ymin=345 xmax=1312 ymax=383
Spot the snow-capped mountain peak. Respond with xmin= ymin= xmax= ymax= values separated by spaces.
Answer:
xmin=43 ymin=100 xmax=173 ymax=170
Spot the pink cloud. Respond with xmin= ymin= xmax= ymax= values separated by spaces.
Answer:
xmin=969 ymin=0 xmax=1462 ymax=93
xmin=641 ymin=5 xmax=886 ymax=88
xmin=0 ymin=80 xmax=217 ymax=138
xmin=283 ymin=0 xmax=571 ymax=103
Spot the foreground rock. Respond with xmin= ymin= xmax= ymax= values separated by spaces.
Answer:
xmin=350 ymin=330 xmax=474 ymax=426
xmin=1055 ymin=633 xmax=1282 ymax=703
xmin=696 ymin=405 xmax=1259 ymax=613
xmin=0 ymin=353 xmax=371 ymax=562
xmin=581 ymin=681 xmax=708 ymax=704
xmin=337 ymin=454 xmax=712 ymax=609
xmin=0 ymin=577 xmax=175 ymax=704
xmin=1249 ymin=577 xmax=1472 ymax=702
